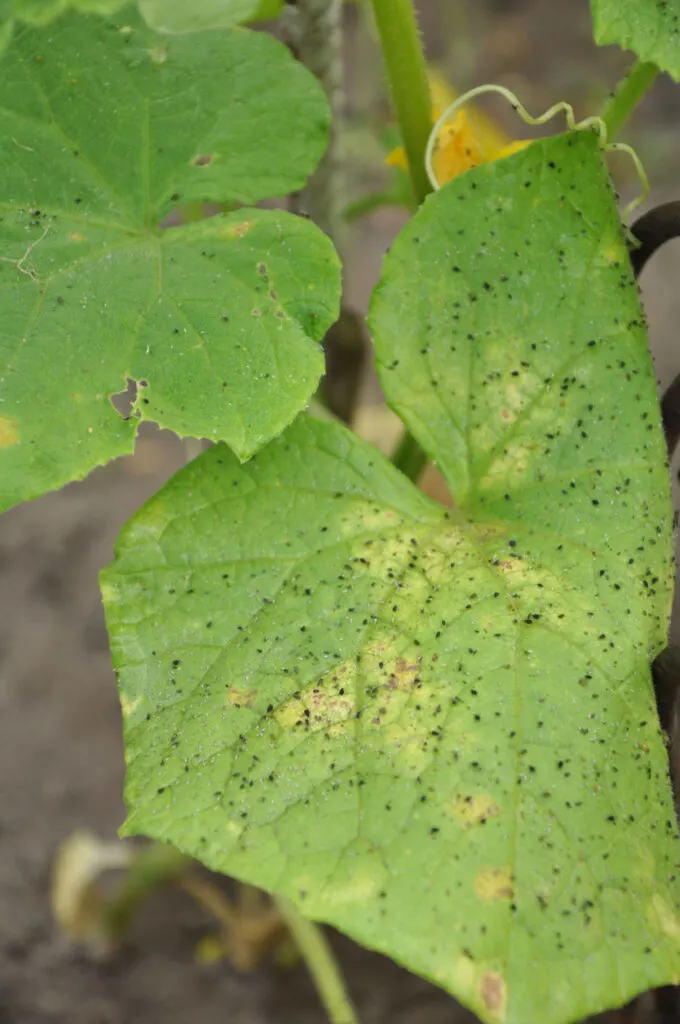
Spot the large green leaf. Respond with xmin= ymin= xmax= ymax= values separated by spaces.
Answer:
xmin=7 ymin=0 xmax=126 ymax=26
xmin=102 ymin=133 xmax=678 ymax=1024
xmin=138 ymin=0 xmax=284 ymax=33
xmin=591 ymin=0 xmax=680 ymax=80
xmin=0 ymin=14 xmax=338 ymax=511
xmin=0 ymin=0 xmax=127 ymax=52
xmin=0 ymin=0 xmax=283 ymax=51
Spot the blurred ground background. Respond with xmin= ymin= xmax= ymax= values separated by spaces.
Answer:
xmin=2 ymin=1 xmax=680 ymax=1022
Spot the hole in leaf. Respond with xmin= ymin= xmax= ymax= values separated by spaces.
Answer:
xmin=159 ymin=202 xmax=224 ymax=231
xmin=110 ymin=378 xmax=138 ymax=420
xmin=419 ymin=464 xmax=455 ymax=507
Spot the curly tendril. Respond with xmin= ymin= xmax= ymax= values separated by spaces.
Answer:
xmin=425 ymin=84 xmax=649 ymax=222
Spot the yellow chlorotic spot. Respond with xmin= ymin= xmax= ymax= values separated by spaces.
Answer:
xmin=275 ymin=660 xmax=356 ymax=730
xmin=227 ymin=687 xmax=258 ymax=709
xmin=222 ymin=220 xmax=254 ymax=239
xmin=119 ymin=694 xmax=142 ymax=718
xmin=319 ymin=871 xmax=381 ymax=910
xmin=0 ymin=416 xmax=19 ymax=448
xmin=451 ymin=955 xmax=506 ymax=1023
xmin=382 ymin=723 xmax=432 ymax=775
xmin=148 ymin=44 xmax=168 ymax=65
xmin=599 ymin=240 xmax=625 ymax=265
xmin=69 ymin=233 xmax=84 ymax=242
xmin=452 ymin=793 xmax=500 ymax=829
xmin=649 ymin=894 xmax=680 ymax=943
xmin=475 ymin=866 xmax=514 ymax=901
xmin=452 ymin=952 xmax=477 ymax=992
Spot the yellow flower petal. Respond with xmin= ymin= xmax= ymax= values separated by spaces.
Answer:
xmin=431 ymin=108 xmax=489 ymax=182
xmin=386 ymin=144 xmax=408 ymax=171
xmin=427 ymin=68 xmax=458 ymax=118
xmin=498 ymin=139 xmax=531 ymax=158
xmin=433 ymin=115 xmax=532 ymax=185
xmin=386 ymin=71 xmax=531 ymax=187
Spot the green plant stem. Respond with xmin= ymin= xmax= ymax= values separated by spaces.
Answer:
xmin=369 ymin=0 xmax=430 ymax=481
xmin=103 ymin=844 xmax=190 ymax=942
xmin=601 ymin=60 xmax=658 ymax=139
xmin=274 ymin=896 xmax=359 ymax=1024
xmin=342 ymin=187 xmax=413 ymax=223
xmin=369 ymin=0 xmax=432 ymax=205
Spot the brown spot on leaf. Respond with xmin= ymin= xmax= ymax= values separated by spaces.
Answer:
xmin=385 ymin=657 xmax=420 ymax=691
xmin=481 ymin=972 xmax=505 ymax=1015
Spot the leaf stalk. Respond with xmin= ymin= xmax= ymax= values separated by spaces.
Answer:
xmin=369 ymin=0 xmax=430 ymax=480
xmin=368 ymin=0 xmax=432 ymax=206
xmin=601 ymin=60 xmax=658 ymax=138
xmin=274 ymin=896 xmax=360 ymax=1024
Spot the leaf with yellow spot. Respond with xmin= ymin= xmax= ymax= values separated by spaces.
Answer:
xmin=104 ymin=132 xmax=679 ymax=1024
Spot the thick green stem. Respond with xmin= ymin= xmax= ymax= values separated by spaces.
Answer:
xmin=369 ymin=0 xmax=432 ymax=204
xmin=274 ymin=896 xmax=359 ymax=1024
xmin=369 ymin=0 xmax=430 ymax=479
xmin=601 ymin=60 xmax=658 ymax=139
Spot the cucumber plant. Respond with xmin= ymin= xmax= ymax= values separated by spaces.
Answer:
xmin=2 ymin=1 xmax=680 ymax=1022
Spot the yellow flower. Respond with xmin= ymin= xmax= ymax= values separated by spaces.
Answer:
xmin=387 ymin=71 xmax=530 ymax=186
